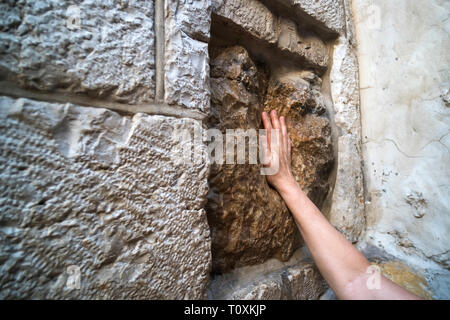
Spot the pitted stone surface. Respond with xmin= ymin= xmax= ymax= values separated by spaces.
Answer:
xmin=213 ymin=0 xmax=278 ymax=43
xmin=328 ymin=38 xmax=365 ymax=242
xmin=0 ymin=0 xmax=156 ymax=104
xmin=292 ymin=0 xmax=346 ymax=34
xmin=165 ymin=0 xmax=212 ymax=43
xmin=207 ymin=46 xmax=333 ymax=273
xmin=263 ymin=71 xmax=334 ymax=206
xmin=212 ymin=0 xmax=329 ymax=70
xmin=209 ymin=261 xmax=326 ymax=300
xmin=0 ymin=96 xmax=211 ymax=299
xmin=164 ymin=0 xmax=211 ymax=113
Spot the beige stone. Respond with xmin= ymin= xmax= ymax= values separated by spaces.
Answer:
xmin=0 ymin=96 xmax=211 ymax=299
xmin=207 ymin=46 xmax=333 ymax=273
xmin=0 ymin=0 xmax=156 ymax=104
xmin=210 ymin=260 xmax=326 ymax=300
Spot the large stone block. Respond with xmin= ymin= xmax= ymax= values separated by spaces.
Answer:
xmin=213 ymin=0 xmax=278 ymax=44
xmin=212 ymin=0 xmax=329 ymax=70
xmin=0 ymin=96 xmax=211 ymax=299
xmin=283 ymin=0 xmax=346 ymax=35
xmin=209 ymin=261 xmax=326 ymax=300
xmin=164 ymin=0 xmax=211 ymax=113
xmin=207 ymin=46 xmax=333 ymax=273
xmin=165 ymin=0 xmax=212 ymax=43
xmin=328 ymin=38 xmax=365 ymax=242
xmin=0 ymin=0 xmax=155 ymax=103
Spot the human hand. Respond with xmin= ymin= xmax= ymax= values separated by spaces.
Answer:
xmin=261 ymin=110 xmax=298 ymax=194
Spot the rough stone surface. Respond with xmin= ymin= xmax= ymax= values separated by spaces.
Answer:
xmin=263 ymin=71 xmax=334 ymax=207
xmin=212 ymin=0 xmax=329 ymax=70
xmin=213 ymin=0 xmax=277 ymax=44
xmin=328 ymin=37 xmax=365 ymax=243
xmin=207 ymin=46 xmax=333 ymax=273
xmin=165 ymin=0 xmax=212 ymax=43
xmin=292 ymin=0 xmax=346 ymax=35
xmin=0 ymin=96 xmax=211 ymax=299
xmin=0 ymin=0 xmax=156 ymax=103
xmin=277 ymin=17 xmax=329 ymax=69
xmin=209 ymin=260 xmax=326 ymax=300
xmin=164 ymin=0 xmax=211 ymax=113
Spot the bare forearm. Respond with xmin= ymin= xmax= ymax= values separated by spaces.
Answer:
xmin=278 ymin=180 xmax=371 ymax=298
xmin=261 ymin=110 xmax=420 ymax=299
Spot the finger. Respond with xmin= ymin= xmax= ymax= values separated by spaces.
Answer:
xmin=261 ymin=111 xmax=272 ymax=130
xmin=270 ymin=110 xmax=280 ymax=130
xmin=280 ymin=116 xmax=288 ymax=152
xmin=288 ymin=136 xmax=292 ymax=161
xmin=261 ymin=112 xmax=272 ymax=150
xmin=259 ymin=134 xmax=271 ymax=166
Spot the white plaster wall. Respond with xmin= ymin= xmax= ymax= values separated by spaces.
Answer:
xmin=352 ymin=0 xmax=450 ymax=298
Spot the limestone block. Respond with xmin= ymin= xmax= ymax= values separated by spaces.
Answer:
xmin=0 ymin=96 xmax=211 ymax=299
xmin=328 ymin=37 xmax=365 ymax=242
xmin=212 ymin=0 xmax=277 ymax=43
xmin=292 ymin=0 xmax=346 ymax=35
xmin=165 ymin=0 xmax=211 ymax=113
xmin=210 ymin=261 xmax=326 ymax=300
xmin=277 ymin=18 xmax=329 ymax=69
xmin=0 ymin=0 xmax=156 ymax=103
xmin=328 ymin=134 xmax=364 ymax=242
xmin=165 ymin=0 xmax=212 ymax=42
xmin=207 ymin=46 xmax=333 ymax=273
xmin=212 ymin=0 xmax=329 ymax=70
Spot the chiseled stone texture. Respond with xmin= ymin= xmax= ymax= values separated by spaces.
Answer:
xmin=328 ymin=37 xmax=365 ymax=243
xmin=213 ymin=0 xmax=278 ymax=43
xmin=292 ymin=0 xmax=346 ymax=35
xmin=210 ymin=261 xmax=326 ymax=300
xmin=0 ymin=96 xmax=211 ymax=299
xmin=164 ymin=0 xmax=211 ymax=113
xmin=0 ymin=0 xmax=155 ymax=104
xmin=212 ymin=0 xmax=329 ymax=70
xmin=207 ymin=46 xmax=333 ymax=273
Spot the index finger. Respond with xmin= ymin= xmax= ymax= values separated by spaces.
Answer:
xmin=261 ymin=111 xmax=272 ymax=131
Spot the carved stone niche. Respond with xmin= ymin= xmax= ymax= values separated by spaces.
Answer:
xmin=207 ymin=5 xmax=334 ymax=273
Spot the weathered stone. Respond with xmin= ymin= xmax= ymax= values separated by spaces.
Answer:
xmin=212 ymin=0 xmax=278 ymax=44
xmin=165 ymin=0 xmax=212 ymax=43
xmin=0 ymin=96 xmax=211 ymax=299
xmin=292 ymin=0 xmax=346 ymax=35
xmin=207 ymin=46 xmax=333 ymax=273
xmin=207 ymin=46 xmax=299 ymax=273
xmin=164 ymin=0 xmax=211 ymax=113
xmin=328 ymin=37 xmax=365 ymax=243
xmin=209 ymin=261 xmax=326 ymax=300
xmin=277 ymin=18 xmax=329 ymax=69
xmin=0 ymin=0 xmax=156 ymax=104
xmin=352 ymin=0 xmax=450 ymax=299
xmin=263 ymin=71 xmax=334 ymax=207
xmin=212 ymin=0 xmax=329 ymax=70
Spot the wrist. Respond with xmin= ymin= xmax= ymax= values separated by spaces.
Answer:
xmin=276 ymin=177 xmax=301 ymax=197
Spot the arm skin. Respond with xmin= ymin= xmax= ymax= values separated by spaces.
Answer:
xmin=261 ymin=110 xmax=421 ymax=300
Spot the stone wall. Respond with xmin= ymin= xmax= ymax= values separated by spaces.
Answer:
xmin=206 ymin=0 xmax=365 ymax=298
xmin=352 ymin=0 xmax=450 ymax=299
xmin=0 ymin=0 xmax=212 ymax=299
xmin=4 ymin=0 xmax=436 ymax=300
